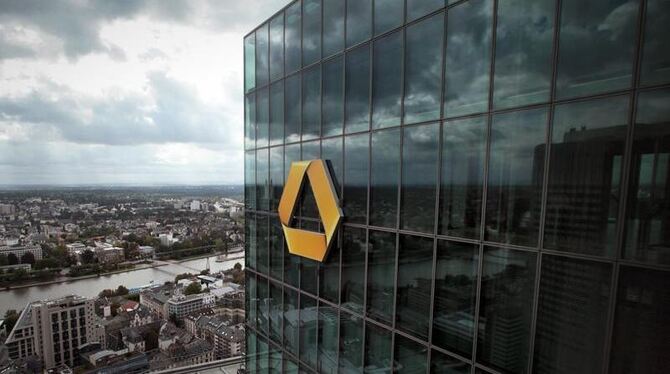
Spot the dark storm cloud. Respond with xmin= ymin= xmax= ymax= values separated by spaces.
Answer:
xmin=0 ymin=72 xmax=235 ymax=146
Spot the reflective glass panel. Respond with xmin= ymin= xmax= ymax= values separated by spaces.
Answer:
xmin=257 ymin=276 xmax=269 ymax=333
xmin=556 ymin=0 xmax=639 ymax=99
xmin=302 ymin=65 xmax=321 ymax=140
xmin=245 ymin=151 xmax=256 ymax=210
xmin=544 ymin=96 xmax=629 ymax=257
xmin=299 ymin=295 xmax=318 ymax=368
xmin=477 ymin=247 xmax=536 ymax=373
xmin=246 ymin=214 xmax=256 ymax=270
xmin=339 ymin=311 xmax=363 ymax=372
xmin=439 ymin=116 xmax=486 ymax=239
xmin=432 ymin=240 xmax=478 ymax=356
xmin=372 ymin=31 xmax=402 ymax=129
xmin=345 ymin=45 xmax=371 ymax=134
xmin=245 ymin=34 xmax=255 ymax=92
xmin=256 ymin=87 xmax=269 ymax=147
xmin=640 ymin=0 xmax=670 ymax=85
xmin=323 ymin=56 xmax=344 ymax=136
xmin=394 ymin=334 xmax=428 ymax=373
xmin=318 ymin=303 xmax=339 ymax=373
xmin=396 ymin=234 xmax=433 ymax=341
xmin=247 ymin=329 xmax=257 ymax=369
xmin=404 ymin=13 xmax=443 ymax=124
xmin=407 ymin=0 xmax=443 ymax=22
xmin=256 ymin=23 xmax=269 ymax=87
xmin=256 ymin=148 xmax=269 ymax=211
xmin=344 ymin=133 xmax=369 ymax=223
xmin=303 ymin=0 xmax=322 ymax=66
xmin=370 ymin=128 xmax=400 ymax=228
xmin=270 ymin=14 xmax=284 ymax=81
xmin=257 ymin=215 xmax=269 ymax=275
xmin=284 ymin=144 xmax=301 ymax=288
xmin=346 ymin=0 xmax=372 ymax=47
xmin=430 ymin=351 xmax=471 ymax=373
xmin=533 ymin=255 xmax=612 ymax=374
xmin=270 ymin=217 xmax=284 ymax=280
xmin=401 ymin=122 xmax=439 ymax=233
xmin=323 ymin=0 xmax=345 ymax=57
xmin=609 ymin=266 xmax=670 ymax=374
xmin=285 ymin=74 xmax=301 ymax=143
xmin=319 ymin=233 xmax=340 ymax=303
xmin=283 ymin=288 xmax=299 ymax=356
xmin=374 ymin=0 xmax=403 ymax=35
xmin=270 ymin=81 xmax=284 ymax=145
xmin=341 ymin=226 xmax=366 ymax=312
xmin=493 ymin=0 xmax=554 ymax=109
xmin=486 ymin=108 xmax=548 ymax=247
xmin=444 ymin=0 xmax=492 ymax=117
xmin=367 ymin=230 xmax=396 ymax=325
xmin=624 ymin=89 xmax=670 ymax=265
xmin=245 ymin=93 xmax=255 ymax=149
xmin=300 ymin=141 xmax=320 ymax=219
xmin=286 ymin=1 xmax=302 ymax=74
xmin=364 ymin=322 xmax=393 ymax=372
xmin=322 ymin=137 xmax=343 ymax=195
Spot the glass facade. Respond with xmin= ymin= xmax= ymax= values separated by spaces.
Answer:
xmin=244 ymin=0 xmax=670 ymax=373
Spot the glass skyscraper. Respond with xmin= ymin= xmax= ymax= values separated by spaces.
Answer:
xmin=243 ymin=0 xmax=670 ymax=373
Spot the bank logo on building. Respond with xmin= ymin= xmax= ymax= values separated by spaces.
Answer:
xmin=277 ymin=160 xmax=343 ymax=262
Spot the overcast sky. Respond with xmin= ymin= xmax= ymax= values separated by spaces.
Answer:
xmin=0 ymin=0 xmax=286 ymax=186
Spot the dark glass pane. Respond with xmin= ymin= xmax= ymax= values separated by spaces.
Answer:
xmin=258 ymin=275 xmax=269 ymax=333
xmin=319 ymin=232 xmax=340 ymax=303
xmin=430 ymin=350 xmax=471 ymax=373
xmin=318 ymin=303 xmax=339 ymax=373
xmin=344 ymin=133 xmax=369 ymax=223
xmin=300 ymin=141 xmax=320 ymax=220
xmin=394 ymin=334 xmax=428 ymax=374
xmin=284 ymin=356 xmax=299 ymax=373
xmin=245 ymin=34 xmax=255 ymax=92
xmin=256 ymin=23 xmax=269 ymax=87
xmin=245 ymin=93 xmax=256 ymax=149
xmin=270 ymin=81 xmax=284 ymax=145
xmin=493 ymin=0 xmax=554 ymax=109
xmin=444 ymin=0 xmax=492 ymax=117
xmin=346 ymin=0 xmax=372 ymax=47
xmin=401 ymin=122 xmax=439 ymax=233
xmin=270 ymin=347 xmax=283 ymax=373
xmin=624 ymin=89 xmax=670 ymax=265
xmin=247 ymin=329 xmax=257 ymax=370
xmin=339 ymin=311 xmax=364 ymax=372
xmin=367 ymin=230 xmax=396 ymax=325
xmin=247 ymin=271 xmax=257 ymax=328
xmin=257 ymin=215 xmax=269 ymax=275
xmin=283 ymin=287 xmax=299 ymax=355
xmin=341 ymin=227 xmax=366 ymax=312
xmin=640 ymin=0 xmax=670 ymax=85
xmin=396 ymin=234 xmax=433 ymax=340
xmin=477 ymin=247 xmax=537 ymax=374
xmin=439 ymin=116 xmax=486 ymax=239
xmin=246 ymin=213 xmax=257 ymax=270
xmin=404 ymin=13 xmax=443 ymax=124
xmin=533 ymin=255 xmax=612 ymax=374
xmin=322 ymin=137 xmax=343 ymax=195
xmin=372 ymin=31 xmax=402 ymax=129
xmin=544 ymin=96 xmax=629 ymax=256
xmin=302 ymin=65 xmax=321 ymax=140
xmin=270 ymin=14 xmax=284 ymax=81
xmin=285 ymin=143 xmax=301 ymax=178
xmin=299 ymin=295 xmax=318 ymax=368
xmin=285 ymin=74 xmax=301 ymax=143
xmin=432 ymin=241 xmax=478 ymax=356
xmin=256 ymin=148 xmax=269 ymax=211
xmin=303 ymin=0 xmax=322 ymax=66
xmin=364 ymin=323 xmax=393 ymax=372
xmin=285 ymin=243 xmax=300 ymax=287
xmin=286 ymin=1 xmax=302 ymax=74
xmin=245 ymin=150 xmax=256 ymax=210
xmin=556 ymin=0 xmax=639 ymax=99
xmin=370 ymin=128 xmax=400 ymax=228
xmin=257 ymin=87 xmax=269 ymax=147
xmin=610 ymin=266 xmax=670 ymax=374
xmin=323 ymin=0 xmax=345 ymax=57
xmin=486 ymin=108 xmax=548 ymax=247
xmin=270 ymin=217 xmax=284 ymax=280
xmin=258 ymin=336 xmax=269 ymax=372
xmin=345 ymin=45 xmax=371 ymax=133
xmin=407 ymin=0 xmax=443 ymax=22
xmin=374 ymin=0 xmax=403 ymax=35
xmin=300 ymin=222 xmax=320 ymax=296
xmin=323 ymin=56 xmax=344 ymax=136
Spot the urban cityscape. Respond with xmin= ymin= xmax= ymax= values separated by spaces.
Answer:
xmin=0 ymin=0 xmax=668 ymax=374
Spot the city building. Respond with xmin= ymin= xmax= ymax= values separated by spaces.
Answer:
xmin=243 ymin=0 xmax=670 ymax=373
xmin=0 ymin=245 xmax=42 ymax=262
xmin=4 ymin=295 xmax=104 ymax=370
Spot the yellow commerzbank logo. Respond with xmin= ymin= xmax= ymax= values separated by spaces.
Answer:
xmin=277 ymin=160 xmax=343 ymax=262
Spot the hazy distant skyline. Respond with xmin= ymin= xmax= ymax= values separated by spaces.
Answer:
xmin=0 ymin=0 xmax=287 ymax=185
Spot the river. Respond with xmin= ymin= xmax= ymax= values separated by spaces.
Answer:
xmin=0 ymin=255 xmax=245 ymax=316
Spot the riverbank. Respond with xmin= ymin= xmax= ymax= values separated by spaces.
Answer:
xmin=173 ymin=250 xmax=244 ymax=263
xmin=3 ymin=261 xmax=170 ymax=291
